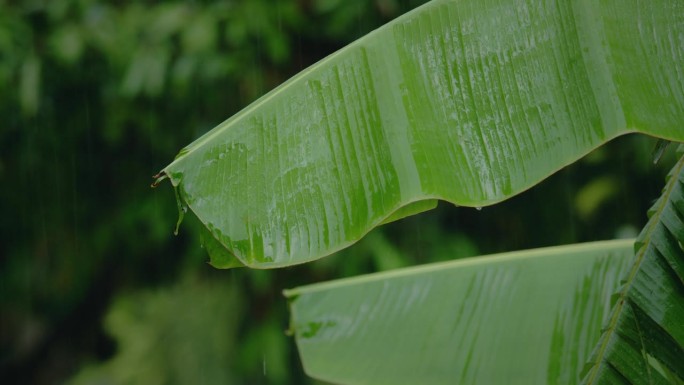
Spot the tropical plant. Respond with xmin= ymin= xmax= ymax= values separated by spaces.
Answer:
xmin=154 ymin=0 xmax=683 ymax=383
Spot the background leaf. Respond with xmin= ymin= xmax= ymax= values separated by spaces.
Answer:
xmin=68 ymin=279 xmax=243 ymax=385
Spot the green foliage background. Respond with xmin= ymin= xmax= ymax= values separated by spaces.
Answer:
xmin=0 ymin=0 xmax=678 ymax=384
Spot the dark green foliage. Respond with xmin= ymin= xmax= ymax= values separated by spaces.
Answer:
xmin=69 ymin=278 xmax=245 ymax=385
xmin=582 ymin=151 xmax=684 ymax=384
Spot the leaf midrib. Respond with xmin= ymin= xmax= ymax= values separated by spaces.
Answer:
xmin=583 ymin=154 xmax=684 ymax=384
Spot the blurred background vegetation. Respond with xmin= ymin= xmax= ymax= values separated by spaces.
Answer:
xmin=0 ymin=0 xmax=678 ymax=384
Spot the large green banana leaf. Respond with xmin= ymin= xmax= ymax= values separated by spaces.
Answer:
xmin=284 ymin=240 xmax=635 ymax=385
xmin=156 ymin=0 xmax=684 ymax=268
xmin=581 ymin=152 xmax=684 ymax=384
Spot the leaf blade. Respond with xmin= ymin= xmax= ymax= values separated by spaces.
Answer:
xmin=285 ymin=240 xmax=636 ymax=385
xmin=161 ymin=0 xmax=684 ymax=267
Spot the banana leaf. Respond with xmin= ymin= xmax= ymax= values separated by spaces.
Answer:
xmin=284 ymin=240 xmax=635 ymax=385
xmin=581 ymin=152 xmax=684 ymax=384
xmin=155 ymin=0 xmax=684 ymax=268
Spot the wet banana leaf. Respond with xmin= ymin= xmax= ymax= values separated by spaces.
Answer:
xmin=284 ymin=240 xmax=635 ymax=385
xmin=581 ymin=152 xmax=684 ymax=384
xmin=156 ymin=0 xmax=684 ymax=268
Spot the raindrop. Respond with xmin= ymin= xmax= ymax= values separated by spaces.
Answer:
xmin=263 ymin=354 xmax=267 ymax=376
xmin=475 ymin=207 xmax=482 ymax=211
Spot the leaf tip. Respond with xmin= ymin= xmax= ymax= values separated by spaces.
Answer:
xmin=151 ymin=171 xmax=168 ymax=188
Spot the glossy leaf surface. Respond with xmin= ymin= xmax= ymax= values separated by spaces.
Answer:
xmin=285 ymin=240 xmax=635 ymax=385
xmin=582 ymin=153 xmax=684 ymax=384
xmin=158 ymin=0 xmax=684 ymax=267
